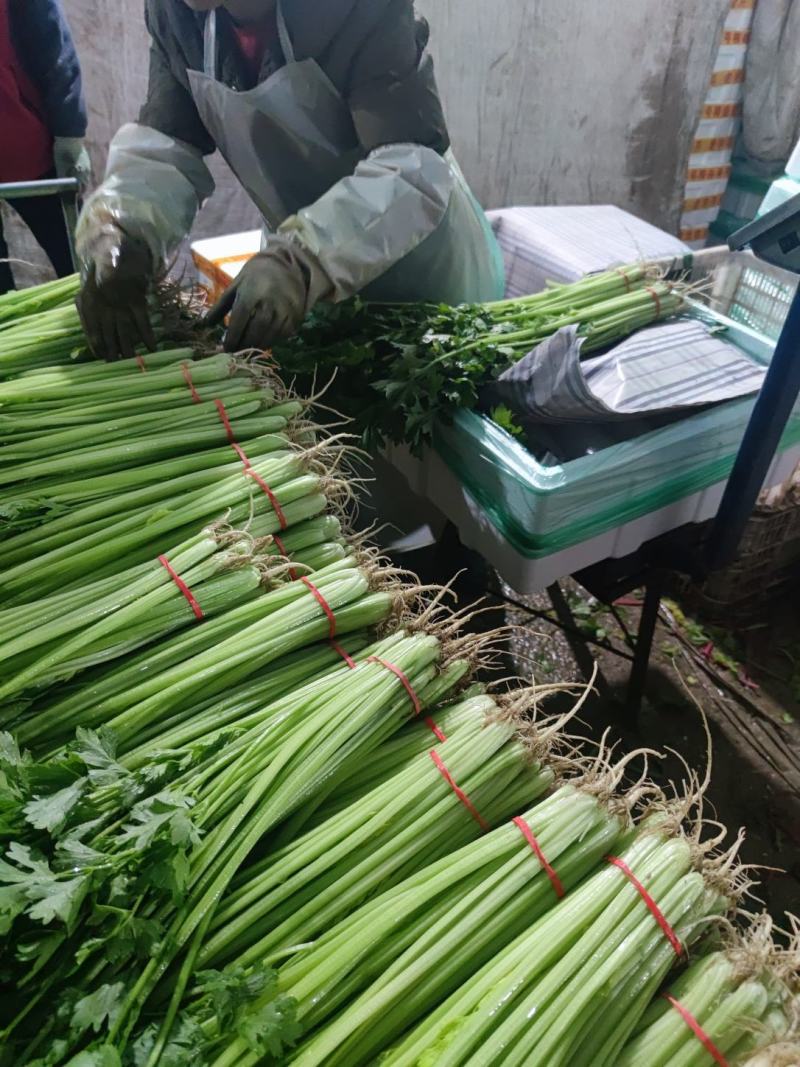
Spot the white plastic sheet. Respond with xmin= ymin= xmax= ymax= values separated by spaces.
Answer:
xmin=488 ymin=206 xmax=690 ymax=298
xmin=485 ymin=319 xmax=765 ymax=422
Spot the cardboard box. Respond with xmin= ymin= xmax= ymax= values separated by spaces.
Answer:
xmin=191 ymin=229 xmax=262 ymax=303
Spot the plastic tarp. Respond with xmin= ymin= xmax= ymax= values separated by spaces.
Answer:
xmin=480 ymin=318 xmax=768 ymax=464
xmin=484 ymin=319 xmax=765 ymax=421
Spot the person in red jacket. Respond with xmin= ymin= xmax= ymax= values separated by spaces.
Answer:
xmin=0 ymin=0 xmax=90 ymax=293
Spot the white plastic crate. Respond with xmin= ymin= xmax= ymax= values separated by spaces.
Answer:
xmin=700 ymin=249 xmax=798 ymax=341
xmin=652 ymin=247 xmax=798 ymax=343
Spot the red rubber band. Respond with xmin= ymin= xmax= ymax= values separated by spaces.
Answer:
xmin=301 ymin=577 xmax=337 ymax=639
xmin=135 ymin=354 xmax=147 ymax=372
xmin=231 ymin=442 xmax=251 ymax=467
xmin=606 ymin=856 xmax=683 ymax=957
xmin=227 ymin=438 xmax=289 ymax=531
xmin=366 ymin=656 xmax=422 ymax=716
xmin=214 ymin=398 xmax=236 ymax=443
xmin=158 ymin=555 xmax=204 ymax=620
xmin=646 ymin=285 xmax=662 ymax=317
xmin=664 ymin=995 xmax=728 ymax=1066
xmin=247 ymin=469 xmax=288 ymax=529
xmin=429 ymin=750 xmax=489 ymax=830
xmin=272 ymin=534 xmax=298 ymax=580
xmin=181 ymin=361 xmax=202 ymax=403
xmin=615 ymin=268 xmax=632 ymax=292
xmin=425 ymin=718 xmax=447 ymax=743
xmin=330 ymin=640 xmax=357 ymax=670
xmin=513 ymin=816 xmax=565 ymax=898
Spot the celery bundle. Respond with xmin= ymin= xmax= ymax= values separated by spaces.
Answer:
xmin=0 ymin=273 xmax=79 ymax=326
xmin=0 ymin=341 xmax=333 ymax=624
xmin=274 ymin=264 xmax=685 ymax=450
xmin=225 ymin=777 xmax=625 ymax=1067
xmin=1 ymin=629 xmax=467 ymax=1064
xmin=0 ymin=300 xmax=91 ymax=374
xmin=13 ymin=555 xmax=392 ymax=751
xmin=0 ymin=449 xmax=326 ymax=604
xmin=0 ymin=276 xmax=185 ymax=374
xmin=620 ymin=917 xmax=798 ymax=1066
xmin=385 ymin=815 xmax=738 ymax=1067
xmin=0 ymin=529 xmax=263 ymax=715
xmin=199 ymin=694 xmax=556 ymax=978
xmin=0 ymin=275 xmax=794 ymax=1067
xmin=0 ymin=349 xmax=305 ymax=552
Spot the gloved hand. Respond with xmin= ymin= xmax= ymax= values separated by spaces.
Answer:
xmin=76 ymin=225 xmax=157 ymax=361
xmin=53 ymin=136 xmax=93 ymax=191
xmin=205 ymin=239 xmax=326 ymax=352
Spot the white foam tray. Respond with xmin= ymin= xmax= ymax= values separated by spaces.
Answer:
xmin=385 ymin=442 xmax=800 ymax=595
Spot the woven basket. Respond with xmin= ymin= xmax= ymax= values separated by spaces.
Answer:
xmin=679 ymin=483 xmax=800 ymax=621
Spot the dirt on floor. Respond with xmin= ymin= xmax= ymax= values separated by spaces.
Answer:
xmin=392 ymin=537 xmax=800 ymax=923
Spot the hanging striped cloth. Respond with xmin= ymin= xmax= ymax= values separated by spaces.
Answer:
xmin=679 ymin=0 xmax=757 ymax=248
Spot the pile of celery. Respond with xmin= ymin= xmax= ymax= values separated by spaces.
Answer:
xmin=0 ymin=274 xmax=188 ymax=377
xmin=0 ymin=277 xmax=796 ymax=1067
xmin=274 ymin=264 xmax=685 ymax=450
xmin=0 ymin=274 xmax=79 ymax=326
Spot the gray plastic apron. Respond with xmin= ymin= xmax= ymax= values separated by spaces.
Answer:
xmin=187 ymin=5 xmax=504 ymax=304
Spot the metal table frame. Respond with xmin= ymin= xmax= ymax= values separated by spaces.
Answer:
xmin=0 ymin=176 xmax=81 ymax=272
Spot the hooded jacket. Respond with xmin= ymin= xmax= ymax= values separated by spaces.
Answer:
xmin=139 ymin=0 xmax=450 ymax=158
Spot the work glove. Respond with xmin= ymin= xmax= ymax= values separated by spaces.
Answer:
xmin=76 ymin=224 xmax=157 ymax=361
xmin=205 ymin=239 xmax=329 ymax=352
xmin=53 ymin=136 xmax=93 ymax=191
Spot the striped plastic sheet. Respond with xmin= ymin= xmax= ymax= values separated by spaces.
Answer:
xmin=485 ymin=318 xmax=766 ymax=423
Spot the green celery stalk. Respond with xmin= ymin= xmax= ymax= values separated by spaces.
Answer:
xmin=0 ymin=413 xmax=289 ymax=488
xmin=0 ymin=394 xmax=267 ymax=459
xmin=23 ymin=555 xmax=359 ymax=746
xmin=0 ymin=457 xmax=318 ymax=602
xmin=0 ymin=434 xmax=289 ymax=554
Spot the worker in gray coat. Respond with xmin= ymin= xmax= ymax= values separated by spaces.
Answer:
xmin=76 ymin=0 xmax=504 ymax=359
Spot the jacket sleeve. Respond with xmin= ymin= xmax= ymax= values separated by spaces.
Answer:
xmin=275 ymin=0 xmax=457 ymax=301
xmin=11 ymin=0 xmax=87 ymax=137
xmin=345 ymin=0 xmax=450 ymax=154
xmin=76 ymin=122 xmax=216 ymax=273
xmin=138 ymin=0 xmax=216 ymax=156
xmin=76 ymin=0 xmax=216 ymax=274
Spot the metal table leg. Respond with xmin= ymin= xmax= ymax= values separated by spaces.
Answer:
xmin=625 ymin=571 xmax=665 ymax=717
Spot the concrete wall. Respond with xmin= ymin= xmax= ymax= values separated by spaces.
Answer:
xmin=419 ymin=0 xmax=730 ymax=230
xmin=5 ymin=0 xmax=729 ymax=285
